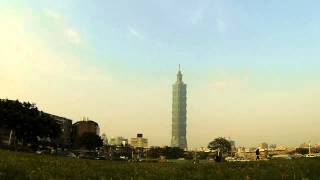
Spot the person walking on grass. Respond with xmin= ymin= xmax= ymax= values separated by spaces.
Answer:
xmin=256 ymin=148 xmax=260 ymax=160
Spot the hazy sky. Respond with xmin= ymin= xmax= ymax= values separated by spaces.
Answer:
xmin=1 ymin=0 xmax=320 ymax=148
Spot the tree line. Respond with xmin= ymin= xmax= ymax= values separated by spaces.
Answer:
xmin=0 ymin=99 xmax=61 ymax=150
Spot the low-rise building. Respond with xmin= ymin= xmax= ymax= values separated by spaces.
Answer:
xmin=260 ymin=142 xmax=268 ymax=150
xmin=245 ymin=147 xmax=257 ymax=153
xmin=109 ymin=136 xmax=128 ymax=146
xmin=72 ymin=117 xmax=100 ymax=140
xmin=237 ymin=147 xmax=246 ymax=153
xmin=315 ymin=144 xmax=320 ymax=148
xmin=130 ymin=133 xmax=148 ymax=148
xmin=48 ymin=114 xmax=73 ymax=147
xmin=269 ymin=144 xmax=277 ymax=150
xmin=299 ymin=142 xmax=310 ymax=148
xmin=198 ymin=147 xmax=211 ymax=152
xmin=275 ymin=146 xmax=288 ymax=151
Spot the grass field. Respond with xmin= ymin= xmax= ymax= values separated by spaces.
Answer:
xmin=1 ymin=150 xmax=320 ymax=180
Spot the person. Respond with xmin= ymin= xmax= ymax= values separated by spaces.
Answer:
xmin=215 ymin=148 xmax=222 ymax=162
xmin=193 ymin=152 xmax=199 ymax=164
xmin=256 ymin=148 xmax=260 ymax=160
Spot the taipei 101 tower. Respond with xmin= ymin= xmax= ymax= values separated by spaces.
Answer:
xmin=171 ymin=65 xmax=187 ymax=149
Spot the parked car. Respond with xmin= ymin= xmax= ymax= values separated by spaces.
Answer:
xmin=271 ymin=154 xmax=292 ymax=160
xmin=305 ymin=154 xmax=316 ymax=158
xmin=236 ymin=157 xmax=251 ymax=162
xmin=225 ymin=157 xmax=250 ymax=162
xmin=291 ymin=154 xmax=304 ymax=159
xmin=225 ymin=157 xmax=236 ymax=162
xmin=57 ymin=151 xmax=76 ymax=158
xmin=78 ymin=152 xmax=96 ymax=159
xmin=78 ymin=152 xmax=106 ymax=160
xmin=120 ymin=156 xmax=128 ymax=160
xmin=95 ymin=156 xmax=107 ymax=160
xmin=35 ymin=150 xmax=43 ymax=155
xmin=35 ymin=148 xmax=53 ymax=155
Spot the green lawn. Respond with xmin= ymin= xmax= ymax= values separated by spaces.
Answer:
xmin=0 ymin=150 xmax=320 ymax=180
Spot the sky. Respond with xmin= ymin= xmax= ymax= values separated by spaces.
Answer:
xmin=1 ymin=0 xmax=320 ymax=148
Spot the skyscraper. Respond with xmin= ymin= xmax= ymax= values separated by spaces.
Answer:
xmin=171 ymin=65 xmax=187 ymax=149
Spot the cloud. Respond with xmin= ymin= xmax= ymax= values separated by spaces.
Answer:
xmin=0 ymin=9 xmax=110 ymax=96
xmin=45 ymin=9 xmax=62 ymax=20
xmin=65 ymin=28 xmax=81 ymax=45
xmin=128 ymin=26 xmax=144 ymax=39
xmin=215 ymin=18 xmax=227 ymax=34
xmin=189 ymin=8 xmax=205 ymax=25
xmin=44 ymin=9 xmax=82 ymax=45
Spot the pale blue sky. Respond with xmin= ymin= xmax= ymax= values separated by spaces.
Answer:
xmin=1 ymin=0 xmax=320 ymax=147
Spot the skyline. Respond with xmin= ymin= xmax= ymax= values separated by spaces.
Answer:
xmin=1 ymin=0 xmax=320 ymax=147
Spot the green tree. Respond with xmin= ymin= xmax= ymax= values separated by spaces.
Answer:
xmin=0 ymin=99 xmax=61 ymax=149
xmin=74 ymin=133 xmax=103 ymax=150
xmin=161 ymin=146 xmax=184 ymax=159
xmin=148 ymin=147 xmax=162 ymax=159
xmin=208 ymin=137 xmax=232 ymax=154
xmin=295 ymin=148 xmax=310 ymax=155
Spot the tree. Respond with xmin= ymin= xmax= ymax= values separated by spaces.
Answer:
xmin=146 ymin=146 xmax=184 ymax=159
xmin=295 ymin=148 xmax=310 ymax=155
xmin=148 ymin=147 xmax=162 ymax=159
xmin=0 ymin=99 xmax=61 ymax=149
xmin=161 ymin=146 xmax=184 ymax=159
xmin=208 ymin=137 xmax=232 ymax=154
xmin=74 ymin=133 xmax=103 ymax=150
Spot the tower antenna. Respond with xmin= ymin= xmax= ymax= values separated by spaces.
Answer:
xmin=179 ymin=64 xmax=181 ymax=71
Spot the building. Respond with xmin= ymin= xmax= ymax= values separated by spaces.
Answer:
xmin=237 ymin=147 xmax=246 ymax=153
xmin=228 ymin=138 xmax=236 ymax=152
xmin=131 ymin=133 xmax=148 ymax=148
xmin=198 ymin=147 xmax=211 ymax=152
xmin=245 ymin=147 xmax=257 ymax=153
xmin=171 ymin=65 xmax=187 ymax=149
xmin=109 ymin=136 xmax=128 ymax=146
xmin=260 ymin=142 xmax=268 ymax=150
xmin=101 ymin=133 xmax=108 ymax=145
xmin=275 ymin=146 xmax=288 ymax=151
xmin=72 ymin=117 xmax=100 ymax=140
xmin=315 ymin=144 xmax=320 ymax=148
xmin=1 ymin=112 xmax=73 ymax=147
xmin=269 ymin=144 xmax=277 ymax=150
xmin=48 ymin=114 xmax=73 ymax=146
xmin=299 ymin=142 xmax=310 ymax=148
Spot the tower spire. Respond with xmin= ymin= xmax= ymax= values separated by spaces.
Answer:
xmin=177 ymin=64 xmax=183 ymax=82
